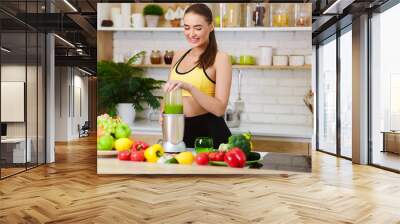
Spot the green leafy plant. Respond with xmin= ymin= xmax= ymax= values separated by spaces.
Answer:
xmin=97 ymin=51 xmax=165 ymax=116
xmin=143 ymin=4 xmax=164 ymax=16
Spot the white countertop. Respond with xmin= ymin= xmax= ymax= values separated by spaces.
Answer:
xmin=130 ymin=119 xmax=312 ymax=139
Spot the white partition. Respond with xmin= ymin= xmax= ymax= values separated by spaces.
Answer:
xmin=1 ymin=81 xmax=25 ymax=122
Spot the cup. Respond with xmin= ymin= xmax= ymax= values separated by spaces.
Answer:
xmin=195 ymin=137 xmax=214 ymax=153
xmin=112 ymin=13 xmax=123 ymax=27
xmin=131 ymin=13 xmax=144 ymax=28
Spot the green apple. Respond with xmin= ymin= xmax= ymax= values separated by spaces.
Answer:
xmin=98 ymin=134 xmax=114 ymax=151
xmin=115 ymin=123 xmax=132 ymax=139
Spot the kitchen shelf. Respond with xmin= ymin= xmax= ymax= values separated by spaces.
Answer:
xmin=131 ymin=64 xmax=311 ymax=70
xmin=98 ymin=27 xmax=312 ymax=32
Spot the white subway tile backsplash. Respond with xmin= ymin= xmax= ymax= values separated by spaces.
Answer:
xmin=277 ymin=97 xmax=304 ymax=105
xmin=278 ymin=78 xmax=309 ymax=87
xmin=113 ymin=29 xmax=312 ymax=128
xmin=243 ymin=104 xmax=264 ymax=113
xmin=276 ymin=114 xmax=308 ymax=125
xmin=242 ymin=95 xmax=277 ymax=104
xmin=263 ymin=105 xmax=293 ymax=114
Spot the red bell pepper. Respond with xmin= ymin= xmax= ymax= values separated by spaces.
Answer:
xmin=118 ymin=150 xmax=131 ymax=161
xmin=224 ymin=148 xmax=246 ymax=168
xmin=132 ymin=141 xmax=149 ymax=151
xmin=131 ymin=150 xmax=145 ymax=162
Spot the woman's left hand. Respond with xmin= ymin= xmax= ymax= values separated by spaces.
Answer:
xmin=163 ymin=80 xmax=193 ymax=92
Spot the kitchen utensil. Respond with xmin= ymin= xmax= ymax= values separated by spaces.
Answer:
xmin=195 ymin=137 xmax=214 ymax=153
xmin=271 ymin=4 xmax=289 ymax=27
xmin=273 ymin=55 xmax=288 ymax=66
xmin=164 ymin=89 xmax=183 ymax=114
xmin=162 ymin=89 xmax=186 ymax=153
xmin=289 ymin=55 xmax=305 ymax=66
xmin=259 ymin=46 xmax=273 ymax=66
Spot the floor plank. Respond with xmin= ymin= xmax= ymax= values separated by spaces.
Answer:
xmin=0 ymin=136 xmax=399 ymax=223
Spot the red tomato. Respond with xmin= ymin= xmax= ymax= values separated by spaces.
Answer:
xmin=214 ymin=152 xmax=225 ymax=161
xmin=208 ymin=152 xmax=217 ymax=161
xmin=131 ymin=150 xmax=145 ymax=162
xmin=196 ymin=153 xmax=209 ymax=165
xmin=118 ymin=150 xmax=131 ymax=161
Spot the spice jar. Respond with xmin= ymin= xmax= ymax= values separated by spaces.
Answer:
xmin=253 ymin=4 xmax=266 ymax=26
xmin=150 ymin=50 xmax=162 ymax=64
xmin=164 ymin=50 xmax=174 ymax=64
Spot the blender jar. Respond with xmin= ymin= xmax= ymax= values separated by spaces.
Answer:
xmin=164 ymin=89 xmax=183 ymax=114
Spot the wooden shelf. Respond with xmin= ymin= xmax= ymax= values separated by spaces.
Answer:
xmin=98 ymin=27 xmax=312 ymax=32
xmin=131 ymin=64 xmax=311 ymax=70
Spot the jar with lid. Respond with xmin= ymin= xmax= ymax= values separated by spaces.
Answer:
xmin=220 ymin=3 xmax=241 ymax=27
xmin=271 ymin=4 xmax=290 ymax=27
xmin=150 ymin=50 xmax=162 ymax=64
xmin=295 ymin=4 xmax=311 ymax=27
xmin=164 ymin=50 xmax=174 ymax=65
xmin=252 ymin=3 xmax=267 ymax=27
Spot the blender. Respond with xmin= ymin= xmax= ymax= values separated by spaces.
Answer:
xmin=162 ymin=89 xmax=186 ymax=152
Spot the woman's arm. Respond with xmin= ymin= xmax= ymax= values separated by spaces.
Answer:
xmin=190 ymin=52 xmax=232 ymax=116
xmin=165 ymin=52 xmax=232 ymax=117
xmin=159 ymin=51 xmax=185 ymax=124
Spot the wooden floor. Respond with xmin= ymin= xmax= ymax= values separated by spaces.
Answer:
xmin=0 ymin=136 xmax=400 ymax=223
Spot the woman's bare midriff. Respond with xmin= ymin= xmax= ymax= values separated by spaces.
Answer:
xmin=183 ymin=96 xmax=209 ymax=117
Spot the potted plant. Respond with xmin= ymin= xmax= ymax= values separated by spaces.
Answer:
xmin=143 ymin=4 xmax=164 ymax=27
xmin=97 ymin=51 xmax=165 ymax=125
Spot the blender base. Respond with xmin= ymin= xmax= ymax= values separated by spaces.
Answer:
xmin=163 ymin=141 xmax=186 ymax=153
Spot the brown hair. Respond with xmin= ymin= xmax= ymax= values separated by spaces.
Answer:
xmin=184 ymin=3 xmax=218 ymax=69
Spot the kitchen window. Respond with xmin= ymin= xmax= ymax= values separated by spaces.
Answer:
xmin=317 ymin=36 xmax=337 ymax=155
xmin=370 ymin=2 xmax=400 ymax=171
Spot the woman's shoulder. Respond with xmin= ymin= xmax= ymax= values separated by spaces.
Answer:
xmin=214 ymin=51 xmax=231 ymax=66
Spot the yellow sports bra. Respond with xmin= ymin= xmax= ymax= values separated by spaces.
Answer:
xmin=169 ymin=49 xmax=216 ymax=97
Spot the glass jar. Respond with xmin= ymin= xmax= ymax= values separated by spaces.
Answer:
xmin=253 ymin=3 xmax=267 ymax=27
xmin=271 ymin=4 xmax=289 ymax=27
xmin=295 ymin=4 xmax=311 ymax=27
xmin=164 ymin=50 xmax=174 ymax=64
xmin=220 ymin=3 xmax=241 ymax=27
xmin=150 ymin=50 xmax=162 ymax=64
xmin=164 ymin=89 xmax=183 ymax=114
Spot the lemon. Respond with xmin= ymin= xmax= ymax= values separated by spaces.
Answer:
xmin=175 ymin=151 xmax=194 ymax=165
xmin=114 ymin=138 xmax=134 ymax=151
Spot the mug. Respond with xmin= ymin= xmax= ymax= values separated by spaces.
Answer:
xmin=131 ymin=13 xmax=144 ymax=28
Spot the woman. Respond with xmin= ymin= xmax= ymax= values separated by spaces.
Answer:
xmin=162 ymin=3 xmax=232 ymax=148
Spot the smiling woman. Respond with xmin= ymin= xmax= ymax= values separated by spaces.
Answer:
xmin=162 ymin=3 xmax=232 ymax=148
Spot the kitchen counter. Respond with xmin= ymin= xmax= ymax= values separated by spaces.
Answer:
xmin=97 ymin=152 xmax=311 ymax=175
xmin=130 ymin=119 xmax=313 ymax=139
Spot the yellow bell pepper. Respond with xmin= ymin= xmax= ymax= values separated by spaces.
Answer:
xmin=144 ymin=144 xmax=164 ymax=163
xmin=175 ymin=151 xmax=194 ymax=165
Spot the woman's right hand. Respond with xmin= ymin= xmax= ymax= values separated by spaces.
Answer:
xmin=159 ymin=112 xmax=163 ymax=126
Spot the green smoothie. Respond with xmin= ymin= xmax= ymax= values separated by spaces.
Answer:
xmin=164 ymin=104 xmax=183 ymax=114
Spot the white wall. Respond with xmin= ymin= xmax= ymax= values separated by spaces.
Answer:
xmin=54 ymin=67 xmax=89 ymax=141
xmin=113 ymin=31 xmax=313 ymax=130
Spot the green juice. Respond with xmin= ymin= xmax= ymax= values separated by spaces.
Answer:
xmin=164 ymin=104 xmax=183 ymax=114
